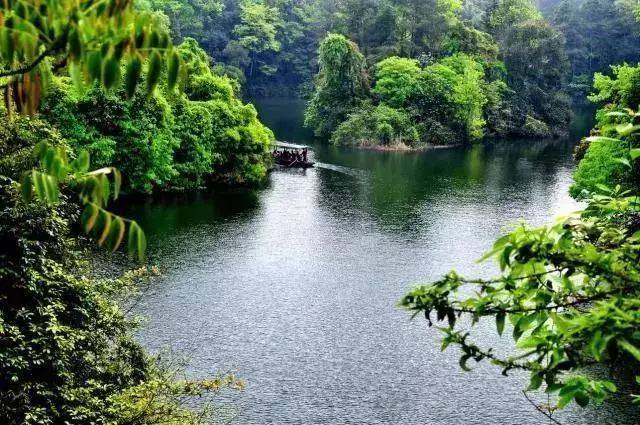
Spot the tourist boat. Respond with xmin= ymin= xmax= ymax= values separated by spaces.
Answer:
xmin=273 ymin=142 xmax=315 ymax=169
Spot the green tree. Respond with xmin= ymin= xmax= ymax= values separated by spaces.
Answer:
xmin=550 ymin=0 xmax=640 ymax=96
xmin=485 ymin=0 xmax=542 ymax=35
xmin=571 ymin=63 xmax=640 ymax=197
xmin=372 ymin=56 xmax=422 ymax=107
xmin=471 ymin=0 xmax=570 ymax=136
xmin=440 ymin=54 xmax=488 ymax=140
xmin=331 ymin=102 xmax=420 ymax=146
xmin=231 ymin=0 xmax=283 ymax=77
xmin=40 ymin=37 xmax=274 ymax=193
xmin=372 ymin=54 xmax=489 ymax=144
xmin=305 ymin=33 xmax=369 ymax=137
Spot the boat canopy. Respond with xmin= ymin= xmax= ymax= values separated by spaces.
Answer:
xmin=275 ymin=141 xmax=311 ymax=150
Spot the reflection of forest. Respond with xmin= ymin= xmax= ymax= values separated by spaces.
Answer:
xmin=314 ymin=136 xmax=579 ymax=232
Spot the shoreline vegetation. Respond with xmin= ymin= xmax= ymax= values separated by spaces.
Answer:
xmin=302 ymin=2 xmax=572 ymax=150
xmin=353 ymin=141 xmax=463 ymax=151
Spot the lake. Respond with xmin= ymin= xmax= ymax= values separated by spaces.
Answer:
xmin=127 ymin=98 xmax=639 ymax=424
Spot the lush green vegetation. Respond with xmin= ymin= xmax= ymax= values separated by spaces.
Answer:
xmin=302 ymin=0 xmax=571 ymax=147
xmin=0 ymin=176 xmax=242 ymax=423
xmin=325 ymin=52 xmax=490 ymax=147
xmin=151 ymin=1 xmax=572 ymax=144
xmin=39 ymin=38 xmax=273 ymax=194
xmin=571 ymin=63 xmax=640 ymax=197
xmin=304 ymin=33 xmax=369 ymax=138
xmin=543 ymin=0 xmax=640 ymax=99
xmin=403 ymin=108 xmax=640 ymax=422
xmin=148 ymin=0 xmax=640 ymax=146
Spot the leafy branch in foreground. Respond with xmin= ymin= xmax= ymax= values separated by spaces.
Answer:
xmin=402 ymin=116 xmax=640 ymax=416
xmin=20 ymin=141 xmax=146 ymax=261
xmin=0 ymin=0 xmax=184 ymax=260
xmin=0 ymin=0 xmax=182 ymax=112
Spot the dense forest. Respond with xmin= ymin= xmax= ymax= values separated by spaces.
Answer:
xmin=2 ymin=0 xmax=640 ymax=423
xmin=153 ymin=0 xmax=574 ymax=145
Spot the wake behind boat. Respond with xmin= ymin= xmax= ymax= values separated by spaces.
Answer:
xmin=273 ymin=142 xmax=315 ymax=169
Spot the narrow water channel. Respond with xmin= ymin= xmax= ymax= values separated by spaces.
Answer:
xmin=127 ymin=98 xmax=639 ymax=424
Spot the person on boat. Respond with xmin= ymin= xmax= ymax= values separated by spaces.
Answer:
xmin=302 ymin=148 xmax=308 ymax=162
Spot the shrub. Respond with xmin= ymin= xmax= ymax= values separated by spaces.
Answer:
xmin=373 ymin=57 xmax=422 ymax=107
xmin=186 ymin=73 xmax=235 ymax=102
xmin=570 ymin=137 xmax=630 ymax=198
xmin=0 ymin=115 xmax=68 ymax=180
xmin=590 ymin=63 xmax=640 ymax=110
xmin=331 ymin=104 xmax=419 ymax=147
xmin=418 ymin=118 xmax=461 ymax=146
xmin=372 ymin=54 xmax=488 ymax=143
xmin=521 ymin=114 xmax=551 ymax=138
xmin=0 ymin=179 xmax=241 ymax=424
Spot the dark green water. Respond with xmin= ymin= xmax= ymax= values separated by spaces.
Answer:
xmin=128 ymin=98 xmax=639 ymax=424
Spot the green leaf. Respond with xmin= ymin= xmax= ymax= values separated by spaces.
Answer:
xmin=31 ymin=171 xmax=59 ymax=204
xmin=496 ymin=312 xmax=505 ymax=336
xmin=1 ymin=29 xmax=15 ymax=63
xmin=97 ymin=211 xmax=112 ymax=246
xmin=616 ymin=123 xmax=640 ymax=137
xmin=81 ymin=204 xmax=100 ymax=233
xmin=527 ymin=373 xmax=543 ymax=391
xmin=75 ymin=151 xmax=90 ymax=173
xmin=99 ymin=174 xmax=110 ymax=205
xmin=618 ymin=339 xmax=640 ymax=361
xmin=34 ymin=141 xmax=48 ymax=161
xmin=614 ymin=157 xmax=631 ymax=169
xmin=102 ymin=55 xmax=121 ymax=89
xmin=113 ymin=169 xmax=122 ymax=200
xmin=125 ymin=56 xmax=142 ymax=98
xmin=127 ymin=221 xmax=147 ymax=262
xmin=602 ymin=381 xmax=617 ymax=393
xmin=70 ymin=62 xmax=84 ymax=91
xmin=575 ymin=392 xmax=589 ymax=407
xmin=585 ymin=136 xmax=622 ymax=144
xmin=605 ymin=111 xmax=631 ymax=118
xmin=459 ymin=354 xmax=472 ymax=372
xmin=513 ymin=315 xmax=535 ymax=342
xmin=167 ymin=50 xmax=180 ymax=90
xmin=68 ymin=28 xmax=82 ymax=59
xmin=87 ymin=51 xmax=103 ymax=81
xmin=146 ymin=51 xmax=162 ymax=95
xmin=108 ymin=217 xmax=126 ymax=252
xmin=630 ymin=149 xmax=640 ymax=161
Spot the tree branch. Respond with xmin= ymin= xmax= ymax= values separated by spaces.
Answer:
xmin=522 ymin=391 xmax=564 ymax=425
xmin=0 ymin=31 xmax=68 ymax=78
xmin=0 ymin=47 xmax=55 ymax=78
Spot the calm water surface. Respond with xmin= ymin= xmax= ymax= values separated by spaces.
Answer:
xmin=128 ymin=98 xmax=639 ymax=424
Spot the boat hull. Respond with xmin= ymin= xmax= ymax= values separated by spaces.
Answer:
xmin=275 ymin=160 xmax=315 ymax=169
